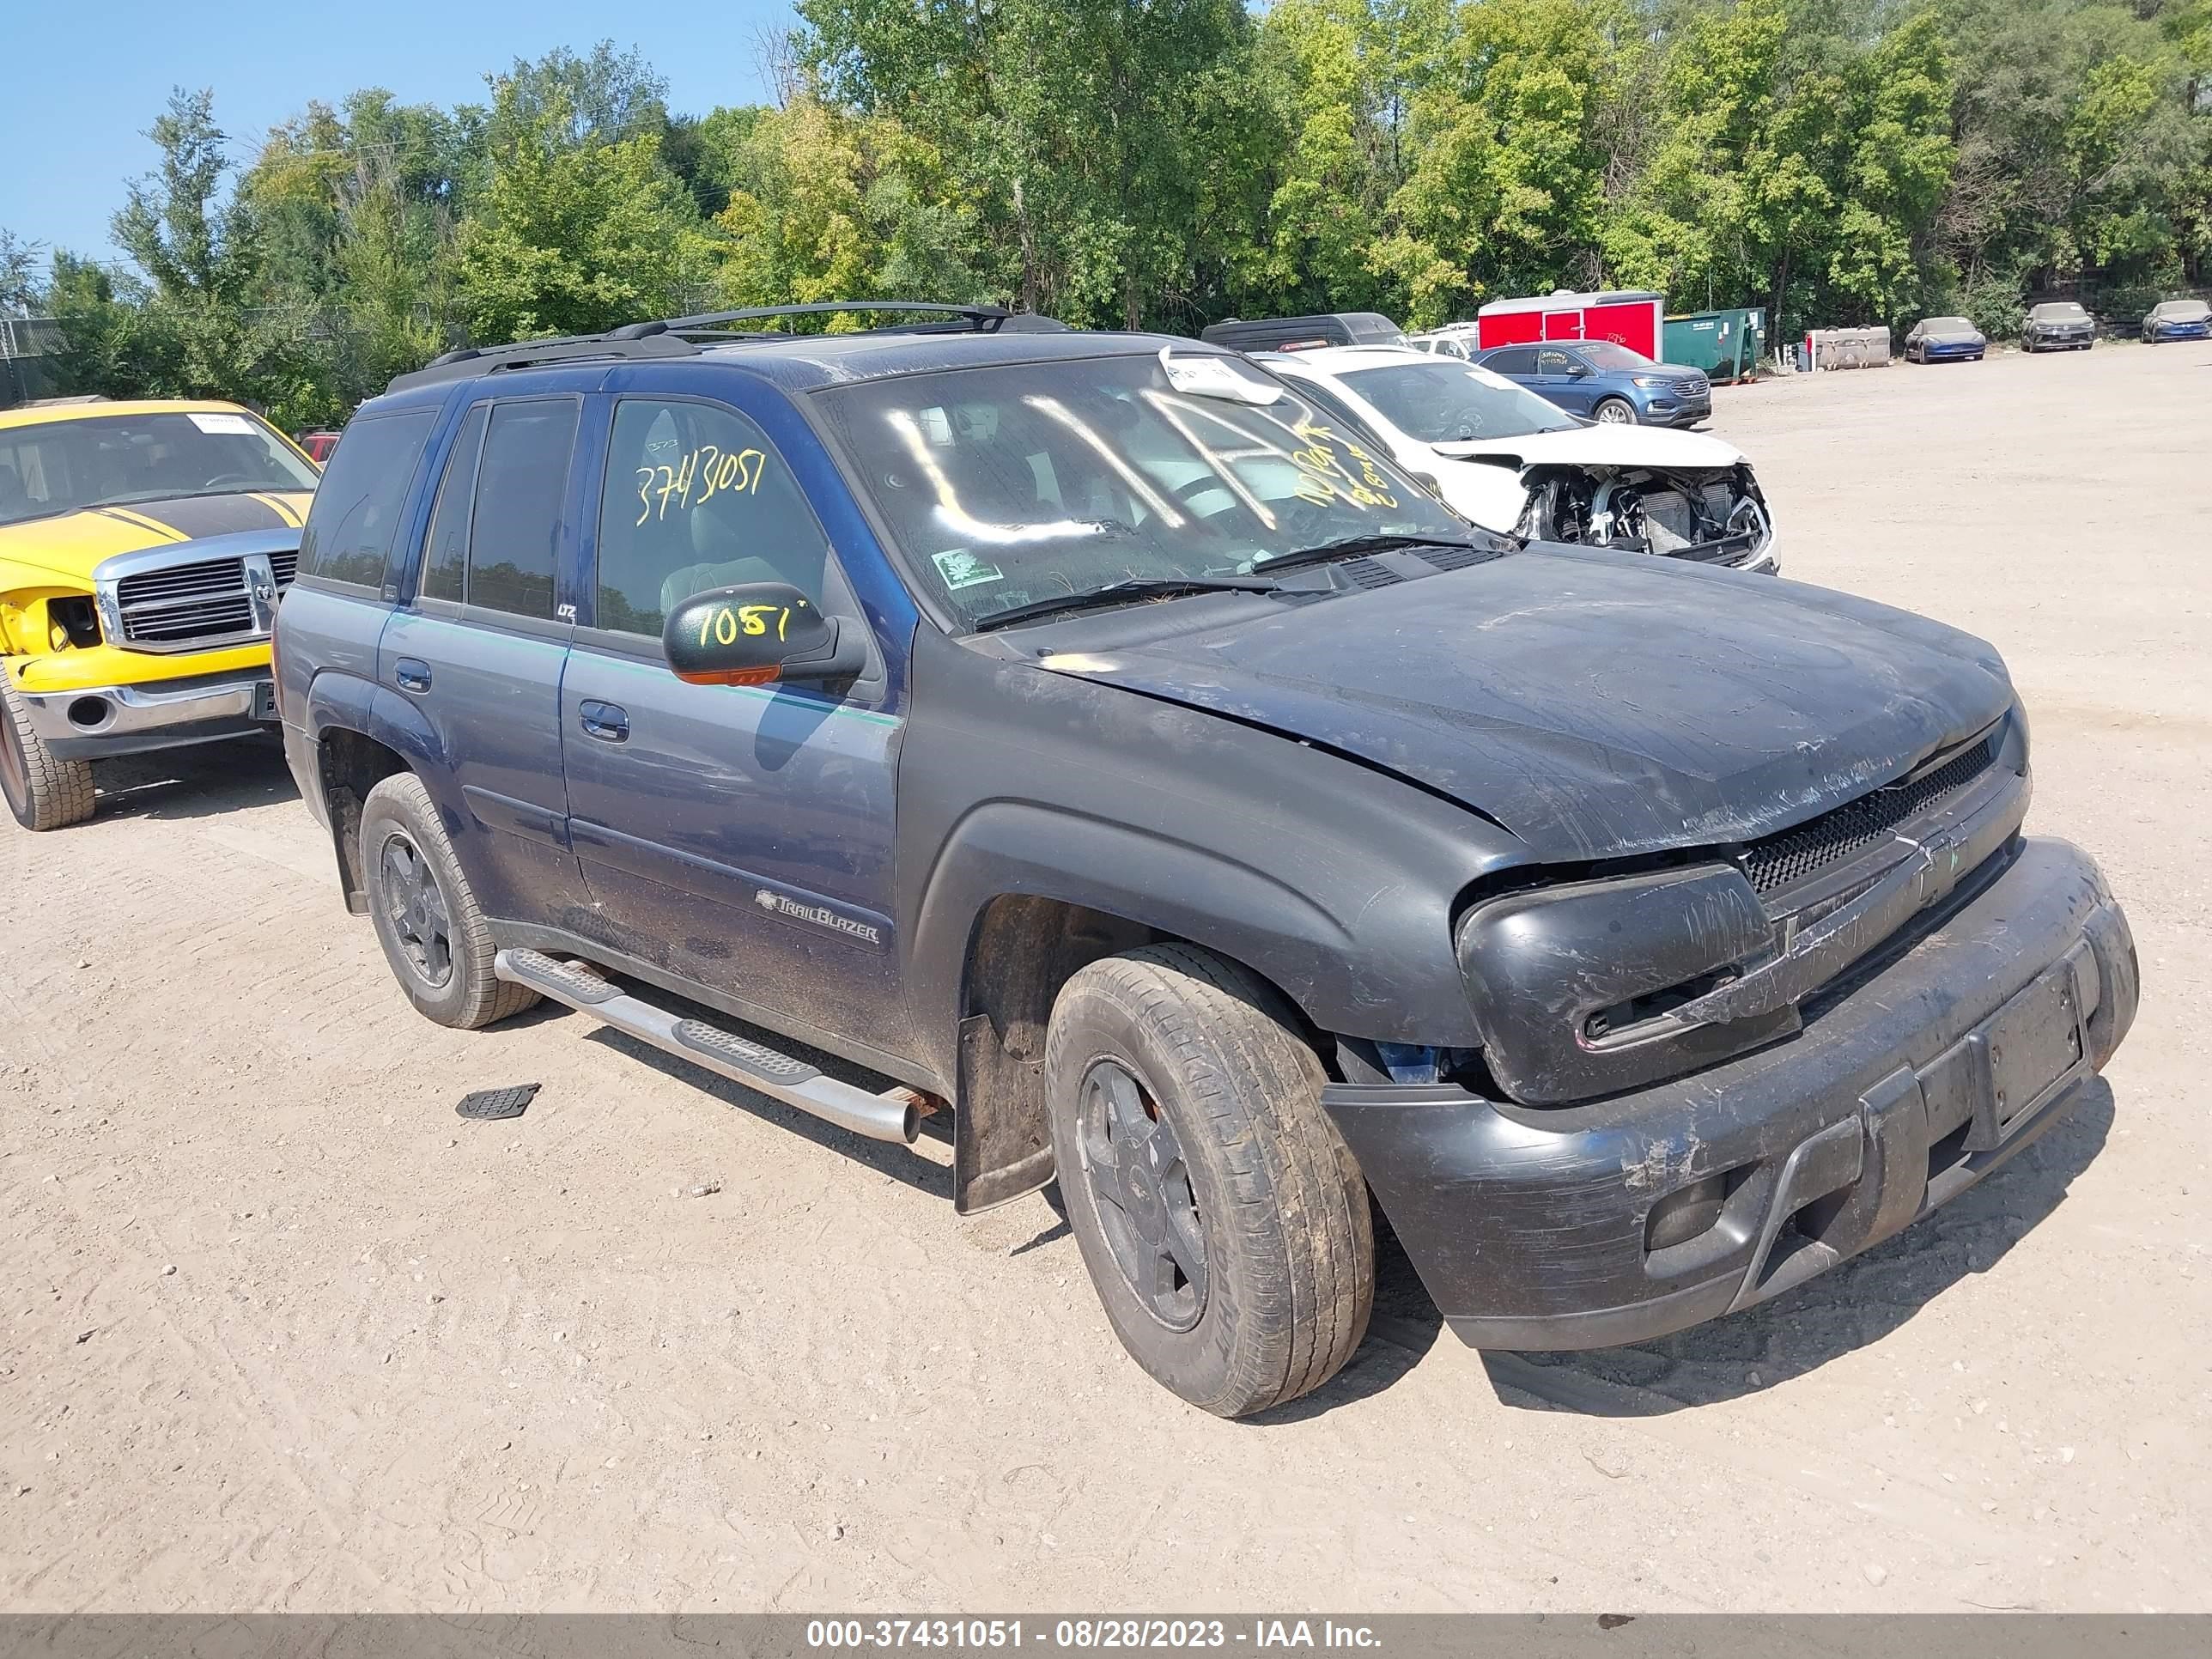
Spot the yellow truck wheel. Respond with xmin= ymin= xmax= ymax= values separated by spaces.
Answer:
xmin=0 ymin=680 xmax=95 ymax=831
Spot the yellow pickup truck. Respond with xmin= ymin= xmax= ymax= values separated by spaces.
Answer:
xmin=0 ymin=398 xmax=319 ymax=830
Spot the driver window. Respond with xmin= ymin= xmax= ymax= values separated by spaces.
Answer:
xmin=1534 ymin=348 xmax=1573 ymax=375
xmin=595 ymin=398 xmax=836 ymax=639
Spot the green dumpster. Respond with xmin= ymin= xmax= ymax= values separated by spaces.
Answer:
xmin=1662 ymin=307 xmax=1768 ymax=382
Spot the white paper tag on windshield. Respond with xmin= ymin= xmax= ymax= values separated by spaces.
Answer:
xmin=187 ymin=412 xmax=257 ymax=435
xmin=1158 ymin=348 xmax=1285 ymax=404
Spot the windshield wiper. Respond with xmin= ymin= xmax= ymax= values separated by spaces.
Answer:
xmin=1254 ymin=532 xmax=1489 ymax=574
xmin=973 ymin=574 xmax=1282 ymax=633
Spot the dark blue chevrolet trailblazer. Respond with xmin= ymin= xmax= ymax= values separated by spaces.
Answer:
xmin=276 ymin=302 xmax=2138 ymax=1416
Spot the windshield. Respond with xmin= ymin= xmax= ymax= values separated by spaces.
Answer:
xmin=0 ymin=409 xmax=317 ymax=529
xmin=2033 ymin=303 xmax=2087 ymax=320
xmin=1575 ymin=341 xmax=1653 ymax=370
xmin=814 ymin=350 xmax=1479 ymax=627
xmin=1923 ymin=317 xmax=1974 ymax=331
xmin=2154 ymin=301 xmax=2209 ymax=320
xmin=1337 ymin=361 xmax=1577 ymax=443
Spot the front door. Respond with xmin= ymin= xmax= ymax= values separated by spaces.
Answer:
xmin=1530 ymin=346 xmax=1594 ymax=414
xmin=557 ymin=390 xmax=905 ymax=1055
xmin=380 ymin=394 xmax=590 ymax=927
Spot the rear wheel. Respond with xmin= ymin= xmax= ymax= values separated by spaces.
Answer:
xmin=1045 ymin=944 xmax=1373 ymax=1417
xmin=0 ymin=681 xmax=95 ymax=832
xmin=360 ymin=773 xmax=538 ymax=1030
xmin=1594 ymin=397 xmax=1637 ymax=425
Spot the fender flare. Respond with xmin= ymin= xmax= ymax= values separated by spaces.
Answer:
xmin=906 ymin=796 xmax=1473 ymax=1092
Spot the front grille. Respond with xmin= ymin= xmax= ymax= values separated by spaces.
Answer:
xmin=116 ymin=558 xmax=244 ymax=607
xmin=107 ymin=547 xmax=288 ymax=650
xmin=122 ymin=592 xmax=257 ymax=645
xmin=1739 ymin=732 xmax=2001 ymax=897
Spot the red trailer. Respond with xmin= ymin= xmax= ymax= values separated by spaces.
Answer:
xmin=1474 ymin=289 xmax=1666 ymax=359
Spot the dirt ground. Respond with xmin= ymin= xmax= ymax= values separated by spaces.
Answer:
xmin=3 ymin=342 xmax=2208 ymax=1614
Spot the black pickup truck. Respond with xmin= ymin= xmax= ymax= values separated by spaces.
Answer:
xmin=274 ymin=303 xmax=2138 ymax=1417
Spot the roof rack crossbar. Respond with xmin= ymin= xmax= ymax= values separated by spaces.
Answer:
xmin=656 ymin=301 xmax=1012 ymax=336
xmin=386 ymin=300 xmax=1024 ymax=392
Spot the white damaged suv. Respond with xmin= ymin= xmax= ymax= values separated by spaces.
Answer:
xmin=1258 ymin=344 xmax=1778 ymax=574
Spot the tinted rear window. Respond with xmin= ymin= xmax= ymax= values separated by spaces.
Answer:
xmin=465 ymin=400 xmax=578 ymax=619
xmin=418 ymin=403 xmax=489 ymax=605
xmin=297 ymin=409 xmax=435 ymax=589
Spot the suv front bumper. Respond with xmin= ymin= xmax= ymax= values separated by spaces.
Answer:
xmin=15 ymin=669 xmax=277 ymax=760
xmin=1323 ymin=836 xmax=2137 ymax=1350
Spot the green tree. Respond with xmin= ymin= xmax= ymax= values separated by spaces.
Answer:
xmin=455 ymin=81 xmax=717 ymax=339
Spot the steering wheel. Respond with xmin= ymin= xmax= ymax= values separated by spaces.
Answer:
xmin=1171 ymin=473 xmax=1249 ymax=516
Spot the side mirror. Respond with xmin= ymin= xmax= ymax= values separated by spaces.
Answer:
xmin=664 ymin=582 xmax=865 ymax=688
xmin=1564 ymin=361 xmax=1590 ymax=379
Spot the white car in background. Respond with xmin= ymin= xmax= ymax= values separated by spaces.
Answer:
xmin=1256 ymin=344 xmax=1779 ymax=574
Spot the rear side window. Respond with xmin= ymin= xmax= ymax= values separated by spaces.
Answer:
xmin=297 ymin=410 xmax=435 ymax=589
xmin=1482 ymin=347 xmax=1534 ymax=374
xmin=418 ymin=403 xmax=489 ymax=605
xmin=465 ymin=399 xmax=578 ymax=619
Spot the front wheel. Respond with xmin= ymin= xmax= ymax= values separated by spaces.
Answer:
xmin=0 ymin=680 xmax=95 ymax=831
xmin=359 ymin=773 xmax=538 ymax=1029
xmin=1045 ymin=945 xmax=1373 ymax=1417
xmin=1593 ymin=398 xmax=1637 ymax=425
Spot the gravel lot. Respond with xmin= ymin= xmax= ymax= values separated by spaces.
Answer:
xmin=3 ymin=341 xmax=2207 ymax=1613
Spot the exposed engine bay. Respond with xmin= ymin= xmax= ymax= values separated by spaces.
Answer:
xmin=1517 ymin=463 xmax=1774 ymax=568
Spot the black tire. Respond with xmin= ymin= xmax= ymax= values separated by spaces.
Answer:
xmin=0 ymin=680 xmax=95 ymax=832
xmin=1593 ymin=397 xmax=1637 ymax=425
xmin=359 ymin=772 xmax=538 ymax=1030
xmin=1044 ymin=944 xmax=1373 ymax=1418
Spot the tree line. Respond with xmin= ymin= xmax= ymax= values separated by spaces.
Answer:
xmin=3 ymin=0 xmax=2206 ymax=431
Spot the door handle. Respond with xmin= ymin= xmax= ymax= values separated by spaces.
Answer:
xmin=579 ymin=701 xmax=629 ymax=743
xmin=394 ymin=658 xmax=432 ymax=693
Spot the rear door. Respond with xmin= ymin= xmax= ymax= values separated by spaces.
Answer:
xmin=378 ymin=393 xmax=591 ymax=926
xmin=557 ymin=385 xmax=905 ymax=1050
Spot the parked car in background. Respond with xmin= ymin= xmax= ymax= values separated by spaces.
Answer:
xmin=2022 ymin=302 xmax=2096 ymax=352
xmin=295 ymin=429 xmax=341 ymax=464
xmin=2141 ymin=299 xmax=2210 ymax=343
xmin=1471 ymin=340 xmax=1711 ymax=428
xmin=1199 ymin=312 xmax=1404 ymax=353
xmin=274 ymin=303 xmax=2136 ymax=1415
xmin=0 ymin=398 xmax=316 ymax=830
xmin=1407 ymin=323 xmax=1484 ymax=362
xmin=1904 ymin=316 xmax=1987 ymax=363
xmin=1264 ymin=344 xmax=1775 ymax=571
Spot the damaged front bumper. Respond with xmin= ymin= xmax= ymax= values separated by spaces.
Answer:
xmin=1322 ymin=836 xmax=2137 ymax=1351
xmin=14 ymin=669 xmax=277 ymax=760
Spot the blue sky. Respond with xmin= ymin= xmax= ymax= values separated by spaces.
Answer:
xmin=0 ymin=0 xmax=791 ymax=268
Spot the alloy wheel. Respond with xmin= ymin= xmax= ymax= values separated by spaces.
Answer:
xmin=1596 ymin=401 xmax=1633 ymax=424
xmin=379 ymin=831 xmax=455 ymax=989
xmin=1077 ymin=1057 xmax=1208 ymax=1331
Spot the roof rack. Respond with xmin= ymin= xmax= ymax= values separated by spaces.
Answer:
xmin=386 ymin=301 xmax=1031 ymax=392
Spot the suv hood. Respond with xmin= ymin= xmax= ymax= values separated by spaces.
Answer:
xmin=1035 ymin=549 xmax=2012 ymax=861
xmin=1433 ymin=424 xmax=1743 ymax=472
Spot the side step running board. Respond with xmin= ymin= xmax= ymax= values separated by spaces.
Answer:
xmin=494 ymin=948 xmax=919 ymax=1144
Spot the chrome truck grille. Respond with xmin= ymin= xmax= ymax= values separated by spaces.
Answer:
xmin=93 ymin=533 xmax=301 ymax=653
